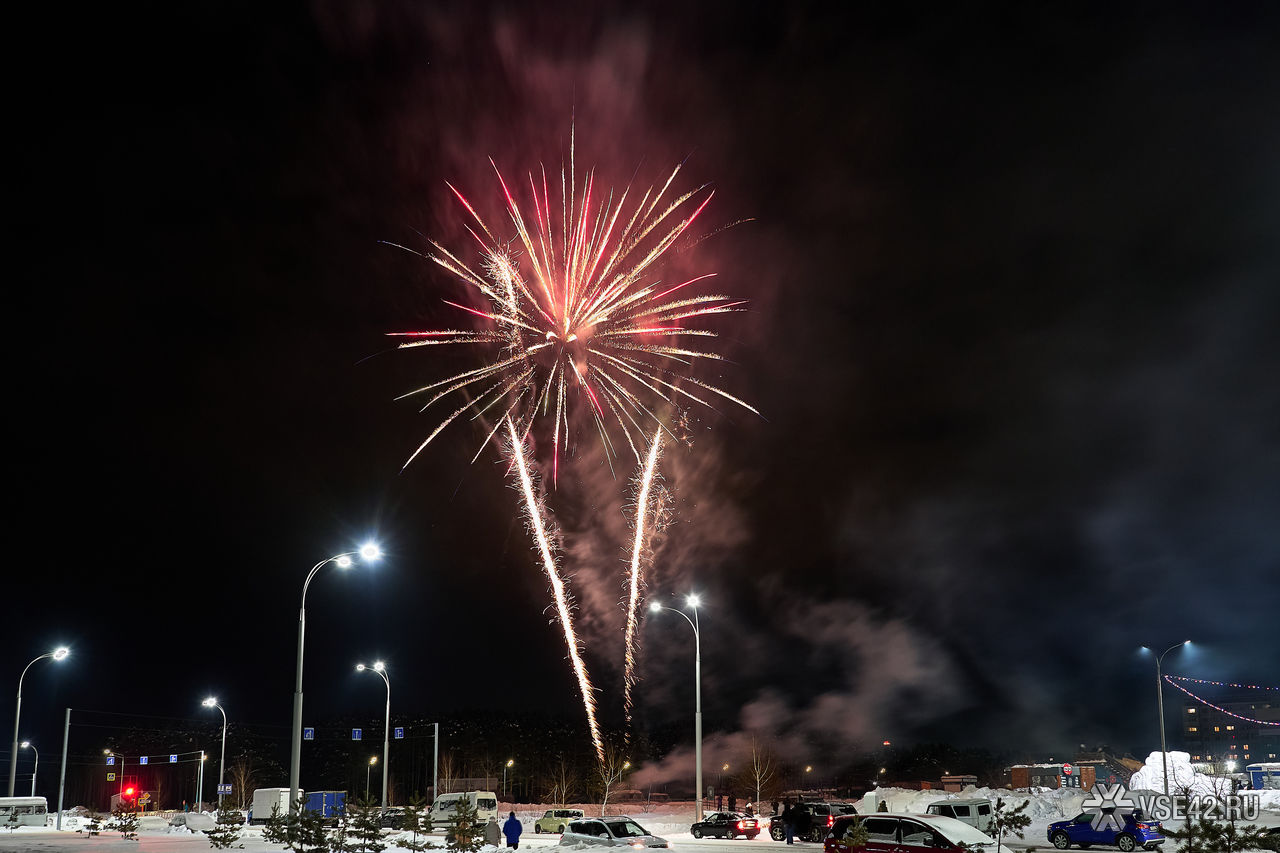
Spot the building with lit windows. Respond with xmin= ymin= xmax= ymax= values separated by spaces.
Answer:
xmin=1175 ymin=686 xmax=1280 ymax=772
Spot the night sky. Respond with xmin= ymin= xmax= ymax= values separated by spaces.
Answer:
xmin=9 ymin=1 xmax=1280 ymax=786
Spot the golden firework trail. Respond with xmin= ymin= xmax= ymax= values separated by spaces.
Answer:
xmin=505 ymin=415 xmax=605 ymax=762
xmin=623 ymin=428 xmax=664 ymax=725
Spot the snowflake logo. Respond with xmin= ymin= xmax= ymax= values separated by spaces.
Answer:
xmin=1082 ymin=784 xmax=1136 ymax=832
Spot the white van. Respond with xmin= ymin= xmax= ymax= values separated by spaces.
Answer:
xmin=926 ymin=799 xmax=992 ymax=834
xmin=431 ymin=791 xmax=498 ymax=825
xmin=0 ymin=796 xmax=48 ymax=827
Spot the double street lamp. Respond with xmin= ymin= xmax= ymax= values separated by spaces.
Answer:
xmin=9 ymin=647 xmax=69 ymax=796
xmin=355 ymin=661 xmax=391 ymax=810
xmin=290 ymin=542 xmax=382 ymax=811
xmin=1141 ymin=640 xmax=1191 ymax=798
xmin=649 ymin=594 xmax=704 ymax=822
xmin=19 ymin=742 xmax=37 ymax=797
xmin=202 ymin=698 xmax=228 ymax=805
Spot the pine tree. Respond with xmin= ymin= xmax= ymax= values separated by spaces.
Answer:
xmin=1165 ymin=816 xmax=1271 ymax=853
xmin=263 ymin=803 xmax=290 ymax=845
xmin=4 ymin=812 xmax=19 ymax=833
xmin=328 ymin=811 xmax=351 ymax=853
xmin=345 ymin=796 xmax=387 ymax=853
xmin=446 ymin=795 xmax=482 ymax=853
xmin=206 ymin=801 xmax=245 ymax=849
xmin=82 ymin=811 xmax=104 ymax=836
xmin=399 ymin=794 xmax=434 ymax=852
xmin=989 ymin=797 xmax=1031 ymax=853
xmin=110 ymin=805 xmax=140 ymax=840
xmin=838 ymin=818 xmax=871 ymax=848
xmin=283 ymin=798 xmax=330 ymax=853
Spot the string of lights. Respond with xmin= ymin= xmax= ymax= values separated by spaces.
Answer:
xmin=1164 ymin=676 xmax=1280 ymax=726
xmin=1167 ymin=675 xmax=1280 ymax=691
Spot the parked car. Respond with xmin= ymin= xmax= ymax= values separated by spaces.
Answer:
xmin=926 ymin=799 xmax=993 ymax=834
xmin=380 ymin=806 xmax=406 ymax=829
xmin=770 ymin=802 xmax=860 ymax=842
xmin=691 ymin=811 xmax=761 ymax=839
xmin=1047 ymin=810 xmax=1164 ymax=851
xmin=537 ymin=809 xmax=586 ymax=833
xmin=559 ymin=816 xmax=669 ymax=848
xmin=824 ymin=813 xmax=996 ymax=852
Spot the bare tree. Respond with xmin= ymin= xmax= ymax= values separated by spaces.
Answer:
xmin=746 ymin=737 xmax=778 ymax=806
xmin=439 ymin=753 xmax=458 ymax=795
xmin=542 ymin=757 xmax=577 ymax=806
xmin=228 ymin=757 xmax=256 ymax=810
xmin=595 ymin=745 xmax=631 ymax=817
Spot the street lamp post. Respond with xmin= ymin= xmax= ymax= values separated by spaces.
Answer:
xmin=291 ymin=542 xmax=382 ymax=811
xmin=366 ymin=756 xmax=378 ymax=800
xmin=1143 ymin=640 xmax=1191 ymax=798
xmin=649 ymin=595 xmax=704 ymax=822
xmin=202 ymin=698 xmax=228 ymax=805
xmin=504 ymin=759 xmax=514 ymax=798
xmin=19 ymin=742 xmax=37 ymax=797
xmin=356 ymin=661 xmax=391 ymax=811
xmin=9 ymin=647 xmax=69 ymax=796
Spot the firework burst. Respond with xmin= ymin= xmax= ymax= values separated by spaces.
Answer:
xmin=388 ymin=132 xmax=758 ymax=475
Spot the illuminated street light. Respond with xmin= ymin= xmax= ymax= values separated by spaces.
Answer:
xmin=356 ymin=660 xmax=391 ymax=811
xmin=9 ymin=647 xmax=70 ymax=796
xmin=504 ymin=759 xmax=514 ymax=798
xmin=19 ymin=742 xmax=37 ymax=797
xmin=290 ymin=542 xmax=383 ymax=810
xmin=202 ymin=698 xmax=228 ymax=805
xmin=648 ymin=595 xmax=704 ymax=821
xmin=1141 ymin=640 xmax=1191 ymax=799
xmin=366 ymin=755 xmax=378 ymax=799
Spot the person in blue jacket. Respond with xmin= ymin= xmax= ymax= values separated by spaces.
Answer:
xmin=503 ymin=811 xmax=523 ymax=850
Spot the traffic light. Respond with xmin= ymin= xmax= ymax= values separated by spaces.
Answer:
xmin=123 ymin=786 xmax=136 ymax=799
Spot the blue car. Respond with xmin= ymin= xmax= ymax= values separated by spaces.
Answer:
xmin=1048 ymin=810 xmax=1164 ymax=851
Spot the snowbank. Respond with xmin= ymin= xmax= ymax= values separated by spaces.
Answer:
xmin=857 ymin=785 xmax=1088 ymax=821
xmin=1129 ymin=751 xmax=1230 ymax=798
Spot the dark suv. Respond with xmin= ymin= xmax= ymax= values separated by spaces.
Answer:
xmin=769 ymin=803 xmax=860 ymax=842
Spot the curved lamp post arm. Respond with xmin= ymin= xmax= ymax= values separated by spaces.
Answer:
xmin=300 ymin=553 xmax=354 ymax=611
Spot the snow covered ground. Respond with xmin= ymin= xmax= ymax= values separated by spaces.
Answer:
xmin=6 ymin=755 xmax=1278 ymax=853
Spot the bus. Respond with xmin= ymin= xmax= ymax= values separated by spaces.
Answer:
xmin=0 ymin=796 xmax=48 ymax=827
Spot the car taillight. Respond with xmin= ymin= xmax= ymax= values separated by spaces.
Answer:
xmin=827 ymin=816 xmax=834 ymax=827
xmin=737 ymin=822 xmax=745 ymax=830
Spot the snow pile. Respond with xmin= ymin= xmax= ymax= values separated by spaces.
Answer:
xmin=1253 ymin=789 xmax=1280 ymax=815
xmin=1129 ymin=751 xmax=1229 ymax=798
xmin=857 ymin=785 xmax=1088 ymax=820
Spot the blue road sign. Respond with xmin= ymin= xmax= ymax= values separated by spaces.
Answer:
xmin=352 ymin=728 xmax=362 ymax=741
xmin=303 ymin=727 xmax=315 ymax=741
xmin=106 ymin=756 xmax=115 ymax=766
xmin=140 ymin=756 xmax=149 ymax=765
xmin=217 ymin=784 xmax=232 ymax=795
xmin=169 ymin=754 xmax=177 ymax=763
xmin=394 ymin=727 xmax=405 ymax=739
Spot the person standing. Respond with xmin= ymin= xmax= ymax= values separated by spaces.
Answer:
xmin=503 ymin=810 xmax=523 ymax=850
xmin=485 ymin=816 xmax=502 ymax=848
xmin=782 ymin=801 xmax=796 ymax=845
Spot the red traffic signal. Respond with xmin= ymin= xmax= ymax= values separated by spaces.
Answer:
xmin=123 ymin=786 xmax=136 ymax=798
